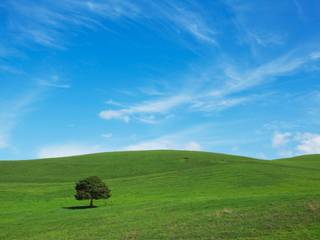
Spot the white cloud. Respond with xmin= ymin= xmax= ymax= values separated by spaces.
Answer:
xmin=84 ymin=0 xmax=140 ymax=19
xmin=125 ymin=138 xmax=202 ymax=151
xmin=296 ymin=133 xmax=320 ymax=154
xmin=37 ymin=75 xmax=71 ymax=89
xmin=246 ymin=31 xmax=284 ymax=47
xmin=99 ymin=95 xmax=189 ymax=123
xmin=37 ymin=143 xmax=105 ymax=158
xmin=217 ymin=52 xmax=307 ymax=97
xmin=271 ymin=131 xmax=295 ymax=158
xmin=191 ymin=96 xmax=252 ymax=112
xmin=125 ymin=138 xmax=175 ymax=151
xmin=99 ymin=109 xmax=130 ymax=123
xmin=105 ymin=100 xmax=126 ymax=107
xmin=271 ymin=131 xmax=320 ymax=157
xmin=99 ymin=46 xmax=320 ymax=124
xmin=272 ymin=132 xmax=291 ymax=148
xmin=101 ymin=133 xmax=113 ymax=139
xmin=136 ymin=115 xmax=158 ymax=125
xmin=100 ymin=47 xmax=320 ymax=124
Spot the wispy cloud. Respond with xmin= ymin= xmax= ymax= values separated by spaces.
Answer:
xmin=151 ymin=1 xmax=216 ymax=44
xmin=124 ymin=133 xmax=202 ymax=151
xmin=246 ymin=31 xmax=284 ymax=47
xmin=0 ymin=64 xmax=24 ymax=75
xmin=121 ymin=122 xmax=207 ymax=151
xmin=190 ymin=95 xmax=252 ymax=113
xmin=0 ymin=1 xmax=108 ymax=49
xmin=227 ymin=0 xmax=286 ymax=54
xmin=100 ymin=46 xmax=320 ymax=124
xmin=0 ymin=89 xmax=42 ymax=149
xmin=0 ymin=76 xmax=69 ymax=149
xmin=37 ymin=143 xmax=105 ymax=158
xmin=37 ymin=75 xmax=71 ymax=89
xmin=210 ymin=47 xmax=320 ymax=99
xmin=0 ymin=44 xmax=24 ymax=74
xmin=1 ymin=0 xmax=217 ymax=49
xmin=37 ymin=137 xmax=201 ymax=158
xmin=99 ymin=95 xmax=189 ymax=123
xmin=310 ymin=51 xmax=320 ymax=60
xmin=83 ymin=0 xmax=140 ymax=19
xmin=105 ymin=100 xmax=126 ymax=107
xmin=101 ymin=133 xmax=113 ymax=139
xmin=0 ymin=45 xmax=21 ymax=59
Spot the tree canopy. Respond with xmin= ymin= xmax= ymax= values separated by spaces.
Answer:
xmin=75 ymin=176 xmax=111 ymax=207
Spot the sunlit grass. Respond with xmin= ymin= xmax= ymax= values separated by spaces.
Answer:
xmin=0 ymin=150 xmax=319 ymax=239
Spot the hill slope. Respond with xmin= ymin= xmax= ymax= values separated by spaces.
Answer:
xmin=0 ymin=150 xmax=319 ymax=239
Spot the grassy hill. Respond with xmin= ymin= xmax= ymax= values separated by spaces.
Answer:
xmin=0 ymin=150 xmax=319 ymax=239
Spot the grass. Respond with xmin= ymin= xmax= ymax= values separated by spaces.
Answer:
xmin=0 ymin=150 xmax=319 ymax=239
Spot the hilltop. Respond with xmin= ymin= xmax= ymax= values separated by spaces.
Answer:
xmin=0 ymin=150 xmax=319 ymax=239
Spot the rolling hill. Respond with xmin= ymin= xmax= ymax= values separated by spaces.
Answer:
xmin=0 ymin=150 xmax=319 ymax=239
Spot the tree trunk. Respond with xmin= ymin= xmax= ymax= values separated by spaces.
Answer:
xmin=90 ymin=198 xmax=93 ymax=207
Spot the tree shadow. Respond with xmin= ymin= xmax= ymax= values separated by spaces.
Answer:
xmin=63 ymin=205 xmax=98 ymax=210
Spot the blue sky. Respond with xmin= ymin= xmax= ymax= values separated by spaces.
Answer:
xmin=0 ymin=0 xmax=320 ymax=160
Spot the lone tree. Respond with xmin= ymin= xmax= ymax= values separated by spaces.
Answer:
xmin=75 ymin=176 xmax=111 ymax=207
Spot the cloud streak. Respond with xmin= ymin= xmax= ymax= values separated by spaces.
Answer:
xmin=0 ymin=90 xmax=41 ymax=149
xmin=124 ymin=131 xmax=202 ymax=151
xmin=37 ymin=75 xmax=71 ymax=89
xmin=100 ymin=46 xmax=320 ymax=124
xmin=1 ymin=0 xmax=217 ymax=49
xmin=37 ymin=143 xmax=105 ymax=158
xmin=214 ymin=51 xmax=310 ymax=97
xmin=0 ymin=76 xmax=69 ymax=150
xmin=100 ymin=95 xmax=189 ymax=123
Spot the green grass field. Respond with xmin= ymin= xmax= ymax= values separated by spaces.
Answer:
xmin=0 ymin=150 xmax=319 ymax=239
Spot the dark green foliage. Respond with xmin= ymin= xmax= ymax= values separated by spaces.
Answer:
xmin=75 ymin=176 xmax=111 ymax=207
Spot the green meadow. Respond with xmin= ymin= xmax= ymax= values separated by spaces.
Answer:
xmin=0 ymin=150 xmax=319 ymax=239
